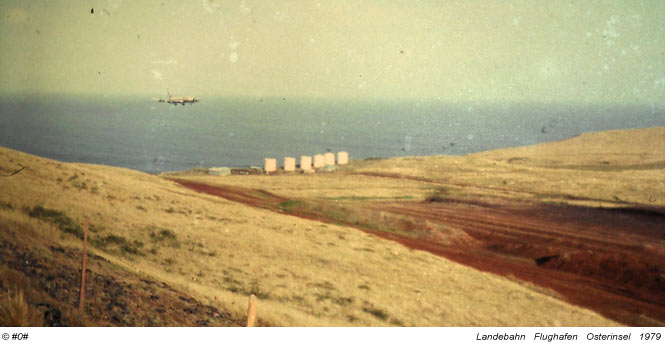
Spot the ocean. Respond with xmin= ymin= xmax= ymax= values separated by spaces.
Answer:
xmin=1 ymin=94 xmax=663 ymax=173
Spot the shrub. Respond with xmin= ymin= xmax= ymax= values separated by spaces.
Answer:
xmin=426 ymin=188 xmax=450 ymax=203
xmin=362 ymin=305 xmax=389 ymax=321
xmin=91 ymin=235 xmax=144 ymax=256
xmin=277 ymin=200 xmax=305 ymax=212
xmin=149 ymin=228 xmax=179 ymax=248
xmin=26 ymin=206 xmax=83 ymax=239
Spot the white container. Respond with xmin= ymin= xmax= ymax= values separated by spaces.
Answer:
xmin=284 ymin=157 xmax=296 ymax=172
xmin=264 ymin=158 xmax=277 ymax=173
xmin=337 ymin=151 xmax=349 ymax=165
xmin=324 ymin=152 xmax=335 ymax=166
xmin=300 ymin=155 xmax=313 ymax=172
xmin=313 ymin=154 xmax=325 ymax=168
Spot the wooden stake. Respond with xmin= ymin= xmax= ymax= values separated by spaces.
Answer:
xmin=246 ymin=294 xmax=257 ymax=327
xmin=78 ymin=218 xmax=89 ymax=313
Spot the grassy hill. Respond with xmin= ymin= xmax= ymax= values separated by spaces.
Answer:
xmin=344 ymin=126 xmax=665 ymax=208
xmin=3 ymin=128 xmax=658 ymax=326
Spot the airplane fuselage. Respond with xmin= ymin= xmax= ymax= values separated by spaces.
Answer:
xmin=167 ymin=96 xmax=198 ymax=105
xmin=155 ymin=95 xmax=199 ymax=105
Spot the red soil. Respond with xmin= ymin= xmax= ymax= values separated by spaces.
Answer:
xmin=377 ymin=200 xmax=665 ymax=326
xmin=172 ymin=178 xmax=665 ymax=326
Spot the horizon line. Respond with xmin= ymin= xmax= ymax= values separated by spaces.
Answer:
xmin=1 ymin=91 xmax=664 ymax=108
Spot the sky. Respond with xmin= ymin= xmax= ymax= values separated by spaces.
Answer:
xmin=1 ymin=0 xmax=664 ymax=104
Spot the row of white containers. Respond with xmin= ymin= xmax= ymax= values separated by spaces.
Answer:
xmin=264 ymin=151 xmax=348 ymax=173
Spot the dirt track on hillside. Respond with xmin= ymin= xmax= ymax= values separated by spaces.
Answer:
xmin=377 ymin=200 xmax=665 ymax=326
xmin=173 ymin=178 xmax=665 ymax=326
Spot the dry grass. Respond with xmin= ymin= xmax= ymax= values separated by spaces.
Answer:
xmin=474 ymin=126 xmax=665 ymax=166
xmin=344 ymin=127 xmax=665 ymax=208
xmin=2 ymin=127 xmax=646 ymax=326
xmin=0 ymin=210 xmax=85 ymax=327
xmin=0 ymin=289 xmax=39 ymax=327
xmin=0 ymin=265 xmax=44 ymax=327
xmin=170 ymin=173 xmax=436 ymax=201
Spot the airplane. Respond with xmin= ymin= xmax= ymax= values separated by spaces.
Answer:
xmin=152 ymin=91 xmax=199 ymax=105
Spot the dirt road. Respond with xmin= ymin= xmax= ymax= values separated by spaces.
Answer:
xmin=172 ymin=178 xmax=665 ymax=326
xmin=378 ymin=199 xmax=665 ymax=326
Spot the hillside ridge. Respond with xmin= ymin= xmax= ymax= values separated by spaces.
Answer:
xmin=4 ymin=126 xmax=662 ymax=326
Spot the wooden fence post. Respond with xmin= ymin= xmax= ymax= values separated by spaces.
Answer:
xmin=78 ymin=218 xmax=89 ymax=313
xmin=246 ymin=294 xmax=257 ymax=327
